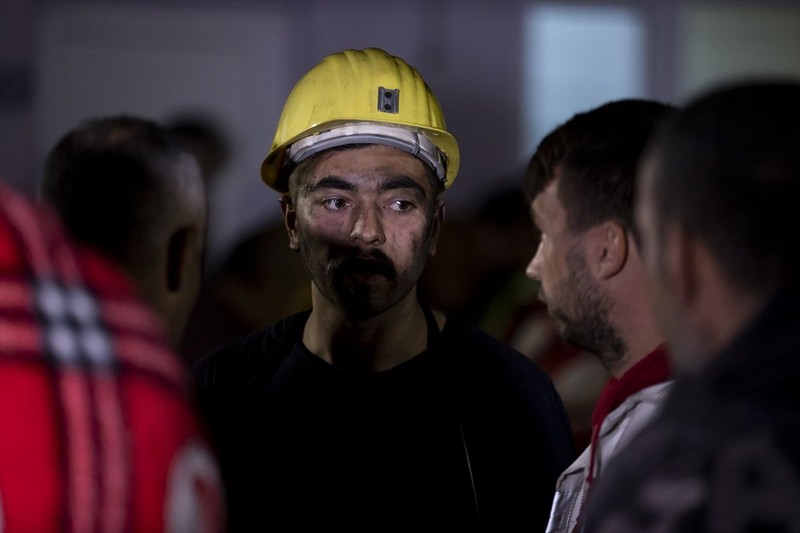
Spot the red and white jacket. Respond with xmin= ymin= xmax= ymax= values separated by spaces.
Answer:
xmin=0 ymin=182 xmax=224 ymax=533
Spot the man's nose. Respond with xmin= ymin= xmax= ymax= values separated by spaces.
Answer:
xmin=350 ymin=206 xmax=386 ymax=245
xmin=525 ymin=242 xmax=543 ymax=281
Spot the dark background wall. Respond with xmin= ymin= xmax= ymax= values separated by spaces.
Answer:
xmin=1 ymin=0 xmax=798 ymax=269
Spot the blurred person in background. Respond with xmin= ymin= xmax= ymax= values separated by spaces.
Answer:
xmin=178 ymin=222 xmax=312 ymax=364
xmin=524 ymin=98 xmax=676 ymax=532
xmin=419 ymin=186 xmax=536 ymax=325
xmin=193 ymin=47 xmax=574 ymax=532
xmin=38 ymin=115 xmax=207 ymax=348
xmin=166 ymin=114 xmax=314 ymax=365
xmin=0 ymin=180 xmax=224 ymax=532
xmin=167 ymin=113 xmax=230 ymax=190
xmin=584 ymin=80 xmax=800 ymax=533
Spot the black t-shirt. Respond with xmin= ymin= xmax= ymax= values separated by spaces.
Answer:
xmin=194 ymin=307 xmax=574 ymax=532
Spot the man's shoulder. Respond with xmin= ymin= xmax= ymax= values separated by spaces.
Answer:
xmin=596 ymin=430 xmax=800 ymax=531
xmin=437 ymin=312 xmax=564 ymax=404
xmin=586 ymin=390 xmax=800 ymax=532
xmin=440 ymin=312 xmax=526 ymax=355
xmin=441 ymin=313 xmax=546 ymax=370
xmin=602 ymin=380 xmax=674 ymax=435
xmin=192 ymin=311 xmax=308 ymax=391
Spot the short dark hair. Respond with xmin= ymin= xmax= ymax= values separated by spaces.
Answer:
xmin=648 ymin=80 xmax=800 ymax=291
xmin=524 ymin=99 xmax=675 ymax=243
xmin=40 ymin=115 xmax=198 ymax=272
xmin=167 ymin=114 xmax=229 ymax=183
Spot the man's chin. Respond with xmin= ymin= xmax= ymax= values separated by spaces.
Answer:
xmin=544 ymin=303 xmax=563 ymax=323
xmin=549 ymin=312 xmax=574 ymax=340
xmin=334 ymin=274 xmax=392 ymax=299
xmin=340 ymin=271 xmax=389 ymax=289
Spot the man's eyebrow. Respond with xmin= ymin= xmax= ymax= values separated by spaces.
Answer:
xmin=304 ymin=176 xmax=354 ymax=194
xmin=305 ymin=175 xmax=427 ymax=196
xmin=381 ymin=175 xmax=426 ymax=195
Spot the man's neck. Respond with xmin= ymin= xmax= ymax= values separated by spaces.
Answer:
xmin=602 ymin=249 xmax=665 ymax=378
xmin=303 ymin=291 xmax=429 ymax=372
xmin=604 ymin=295 xmax=665 ymax=379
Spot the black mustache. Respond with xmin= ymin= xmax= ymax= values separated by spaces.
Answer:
xmin=334 ymin=248 xmax=396 ymax=278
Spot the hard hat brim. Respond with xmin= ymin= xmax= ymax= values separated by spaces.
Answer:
xmin=261 ymin=120 xmax=459 ymax=193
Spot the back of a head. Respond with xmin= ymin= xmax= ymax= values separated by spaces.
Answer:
xmin=39 ymin=116 xmax=207 ymax=345
xmin=41 ymin=116 xmax=192 ymax=268
xmin=167 ymin=115 xmax=229 ymax=186
xmin=525 ymin=99 xmax=676 ymax=240
xmin=650 ymin=80 xmax=800 ymax=293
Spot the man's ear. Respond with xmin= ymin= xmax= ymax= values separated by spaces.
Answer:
xmin=280 ymin=195 xmax=299 ymax=251
xmin=428 ymin=200 xmax=446 ymax=257
xmin=166 ymin=227 xmax=191 ymax=292
xmin=590 ymin=220 xmax=628 ymax=280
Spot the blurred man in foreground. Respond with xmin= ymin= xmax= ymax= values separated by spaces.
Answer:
xmin=0 ymin=180 xmax=223 ymax=532
xmin=39 ymin=115 xmax=207 ymax=347
xmin=584 ymin=80 xmax=800 ymax=532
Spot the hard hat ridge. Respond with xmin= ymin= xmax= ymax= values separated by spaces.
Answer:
xmin=261 ymin=47 xmax=460 ymax=192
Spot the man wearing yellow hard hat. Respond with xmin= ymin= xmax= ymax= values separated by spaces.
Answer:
xmin=193 ymin=47 xmax=574 ymax=532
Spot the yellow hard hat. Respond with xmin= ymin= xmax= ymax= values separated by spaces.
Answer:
xmin=261 ymin=47 xmax=460 ymax=192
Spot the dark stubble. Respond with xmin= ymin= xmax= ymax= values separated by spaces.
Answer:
xmin=550 ymin=244 xmax=627 ymax=371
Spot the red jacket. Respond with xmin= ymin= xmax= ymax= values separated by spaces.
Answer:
xmin=0 ymin=182 xmax=224 ymax=532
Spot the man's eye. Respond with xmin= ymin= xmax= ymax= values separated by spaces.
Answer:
xmin=322 ymin=198 xmax=348 ymax=211
xmin=388 ymin=200 xmax=414 ymax=212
